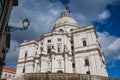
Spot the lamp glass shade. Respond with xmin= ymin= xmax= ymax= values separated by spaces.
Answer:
xmin=23 ymin=19 xmax=29 ymax=29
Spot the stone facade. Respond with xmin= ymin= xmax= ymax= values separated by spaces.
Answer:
xmin=16 ymin=10 xmax=108 ymax=78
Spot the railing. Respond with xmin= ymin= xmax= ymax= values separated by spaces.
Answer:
xmin=17 ymin=73 xmax=118 ymax=80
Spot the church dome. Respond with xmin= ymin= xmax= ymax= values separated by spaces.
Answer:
xmin=54 ymin=10 xmax=78 ymax=28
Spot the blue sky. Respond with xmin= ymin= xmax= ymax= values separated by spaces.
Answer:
xmin=5 ymin=0 xmax=120 ymax=79
xmin=94 ymin=3 xmax=120 ymax=78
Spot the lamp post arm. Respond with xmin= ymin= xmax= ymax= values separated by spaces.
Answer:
xmin=8 ymin=26 xmax=25 ymax=32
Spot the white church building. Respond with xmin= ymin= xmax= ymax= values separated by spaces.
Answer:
xmin=16 ymin=10 xmax=108 ymax=77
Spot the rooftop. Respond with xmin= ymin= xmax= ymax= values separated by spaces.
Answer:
xmin=3 ymin=66 xmax=16 ymax=73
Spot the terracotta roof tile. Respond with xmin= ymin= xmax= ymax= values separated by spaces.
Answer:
xmin=3 ymin=66 xmax=16 ymax=73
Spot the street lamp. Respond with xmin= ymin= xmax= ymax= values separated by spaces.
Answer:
xmin=23 ymin=19 xmax=30 ymax=30
xmin=8 ymin=19 xmax=30 ymax=32
xmin=4 ymin=19 xmax=30 ymax=51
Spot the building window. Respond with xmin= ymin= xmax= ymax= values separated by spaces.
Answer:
xmin=25 ymin=53 xmax=27 ymax=58
xmin=59 ymin=29 xmax=64 ymax=32
xmin=57 ymin=70 xmax=63 ymax=73
xmin=57 ymin=38 xmax=61 ymax=42
xmin=46 ymin=71 xmax=51 ymax=73
xmin=48 ymin=39 xmax=51 ymax=43
xmin=86 ymin=71 xmax=90 ymax=74
xmin=102 ymin=60 xmax=105 ymax=64
xmin=71 ymin=41 xmax=73 ymax=44
xmin=23 ymin=68 xmax=25 ymax=73
xmin=47 ymin=46 xmax=51 ymax=53
xmin=85 ymin=59 xmax=89 ymax=66
xmin=83 ymin=40 xmax=87 ymax=46
xmin=72 ymin=63 xmax=75 ymax=68
xmin=41 ymin=42 xmax=43 ymax=45
xmin=40 ymin=47 xmax=43 ymax=52
xmin=57 ymin=45 xmax=62 ymax=53
xmin=70 ymin=29 xmax=73 ymax=32
xmin=71 ymin=46 xmax=74 ymax=50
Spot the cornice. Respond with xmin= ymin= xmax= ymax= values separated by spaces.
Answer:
xmin=74 ymin=44 xmax=98 ymax=49
xmin=3 ymin=70 xmax=16 ymax=74
xmin=74 ymin=48 xmax=100 ymax=54
xmin=17 ymin=60 xmax=34 ymax=64
xmin=20 ymin=40 xmax=38 ymax=47
xmin=72 ymin=25 xmax=98 ymax=38
xmin=39 ymin=52 xmax=72 ymax=58
xmin=18 ymin=56 xmax=34 ymax=60
xmin=72 ymin=25 xmax=94 ymax=33
xmin=39 ymin=32 xmax=69 ymax=41
xmin=53 ymin=23 xmax=79 ymax=30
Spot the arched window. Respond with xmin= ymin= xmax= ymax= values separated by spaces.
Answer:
xmin=46 ymin=71 xmax=51 ymax=73
xmin=57 ymin=70 xmax=63 ymax=73
xmin=59 ymin=29 xmax=64 ymax=32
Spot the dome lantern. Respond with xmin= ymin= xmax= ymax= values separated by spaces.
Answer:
xmin=53 ymin=9 xmax=79 ymax=29
xmin=61 ymin=10 xmax=69 ymax=17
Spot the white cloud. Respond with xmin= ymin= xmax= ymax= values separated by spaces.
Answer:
xmin=98 ymin=10 xmax=111 ymax=20
xmin=7 ymin=0 xmax=120 ymax=68
xmin=69 ymin=0 xmax=119 ymax=26
xmin=108 ymin=38 xmax=120 ymax=51
xmin=97 ymin=32 xmax=120 ymax=62
xmin=9 ymin=0 xmax=120 ymax=41
xmin=116 ymin=54 xmax=120 ymax=60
